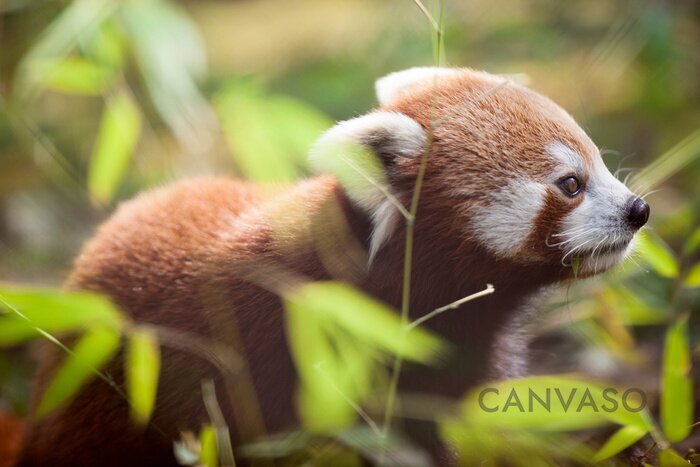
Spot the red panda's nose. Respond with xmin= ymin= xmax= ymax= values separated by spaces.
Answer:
xmin=626 ymin=196 xmax=650 ymax=229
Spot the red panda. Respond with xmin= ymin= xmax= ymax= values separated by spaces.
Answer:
xmin=13 ymin=67 xmax=649 ymax=466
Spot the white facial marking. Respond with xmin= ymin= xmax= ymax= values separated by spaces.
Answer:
xmin=310 ymin=111 xmax=426 ymax=262
xmin=375 ymin=67 xmax=461 ymax=106
xmin=548 ymin=140 xmax=637 ymax=274
xmin=471 ymin=180 xmax=547 ymax=259
xmin=547 ymin=140 xmax=584 ymax=174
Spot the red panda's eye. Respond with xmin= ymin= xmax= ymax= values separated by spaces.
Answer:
xmin=560 ymin=177 xmax=582 ymax=196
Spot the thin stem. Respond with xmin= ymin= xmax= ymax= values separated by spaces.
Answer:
xmin=405 ymin=284 xmax=495 ymax=331
xmin=410 ymin=0 xmax=441 ymax=32
xmin=339 ymin=154 xmax=413 ymax=221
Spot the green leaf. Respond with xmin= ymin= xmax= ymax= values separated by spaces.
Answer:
xmin=285 ymin=281 xmax=445 ymax=363
xmin=683 ymin=263 xmax=700 ymax=288
xmin=459 ymin=376 xmax=651 ymax=432
xmin=0 ymin=286 xmax=122 ymax=346
xmin=286 ymin=304 xmax=358 ymax=430
xmin=37 ymin=327 xmax=120 ymax=416
xmin=285 ymin=281 xmax=444 ymax=431
xmin=215 ymin=83 xmax=332 ymax=182
xmin=683 ymin=227 xmax=700 ymax=256
xmin=88 ymin=89 xmax=142 ymax=205
xmin=659 ymin=449 xmax=691 ymax=467
xmin=632 ymin=127 xmax=700 ymax=191
xmin=661 ymin=316 xmax=693 ymax=442
xmin=612 ymin=285 xmax=670 ymax=326
xmin=120 ymin=0 xmax=214 ymax=149
xmin=199 ymin=425 xmax=218 ymax=467
xmin=592 ymin=424 xmax=647 ymax=462
xmin=635 ymin=231 xmax=679 ymax=278
xmin=29 ymin=58 xmax=114 ymax=95
xmin=126 ymin=327 xmax=160 ymax=425
xmin=14 ymin=0 xmax=117 ymax=99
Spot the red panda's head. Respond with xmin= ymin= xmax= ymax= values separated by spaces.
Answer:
xmin=311 ymin=68 xmax=649 ymax=279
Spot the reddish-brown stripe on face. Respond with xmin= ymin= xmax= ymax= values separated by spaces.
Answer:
xmin=526 ymin=186 xmax=585 ymax=260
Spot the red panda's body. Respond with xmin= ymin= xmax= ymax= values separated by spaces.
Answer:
xmin=15 ymin=68 xmax=649 ymax=466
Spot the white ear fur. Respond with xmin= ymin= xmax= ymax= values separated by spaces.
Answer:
xmin=375 ymin=67 xmax=461 ymax=106
xmin=309 ymin=111 xmax=426 ymax=261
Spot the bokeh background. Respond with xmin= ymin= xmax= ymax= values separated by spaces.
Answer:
xmin=1 ymin=0 xmax=700 ymax=464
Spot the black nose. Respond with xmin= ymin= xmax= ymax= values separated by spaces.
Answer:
xmin=626 ymin=196 xmax=650 ymax=229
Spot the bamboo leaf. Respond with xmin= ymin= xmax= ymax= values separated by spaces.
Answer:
xmin=459 ymin=376 xmax=652 ymax=432
xmin=30 ymin=58 xmax=114 ymax=95
xmin=659 ymin=449 xmax=691 ymax=467
xmin=683 ymin=227 xmax=700 ymax=256
xmin=661 ymin=316 xmax=693 ymax=442
xmin=14 ymin=0 xmax=117 ymax=99
xmin=37 ymin=326 xmax=120 ymax=416
xmin=120 ymin=0 xmax=214 ymax=149
xmin=199 ymin=425 xmax=218 ymax=467
xmin=0 ymin=286 xmax=122 ymax=346
xmin=126 ymin=327 xmax=161 ymax=425
xmin=632 ymin=127 xmax=700 ymax=190
xmin=592 ymin=424 xmax=647 ymax=462
xmin=216 ymin=83 xmax=331 ymax=182
xmin=635 ymin=231 xmax=679 ymax=278
xmin=88 ymin=89 xmax=142 ymax=205
xmin=284 ymin=281 xmax=445 ymax=364
xmin=683 ymin=263 xmax=700 ymax=288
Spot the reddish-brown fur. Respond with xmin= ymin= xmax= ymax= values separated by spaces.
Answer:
xmin=13 ymin=69 xmax=607 ymax=465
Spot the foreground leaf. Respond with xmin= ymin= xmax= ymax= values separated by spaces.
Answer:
xmin=37 ymin=327 xmax=120 ymax=416
xmin=459 ymin=376 xmax=651 ymax=432
xmin=126 ymin=327 xmax=161 ymax=425
xmin=683 ymin=263 xmax=700 ymax=288
xmin=285 ymin=281 xmax=444 ymax=363
xmin=661 ymin=316 xmax=693 ymax=443
xmin=0 ymin=286 xmax=122 ymax=346
xmin=199 ymin=425 xmax=218 ymax=467
xmin=592 ymin=424 xmax=647 ymax=462
xmin=635 ymin=231 xmax=679 ymax=278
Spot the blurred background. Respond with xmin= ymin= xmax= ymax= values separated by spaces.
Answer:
xmin=1 ymin=0 xmax=700 ymax=463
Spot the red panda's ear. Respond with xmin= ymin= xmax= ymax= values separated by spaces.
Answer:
xmin=375 ymin=67 xmax=460 ymax=106
xmin=309 ymin=111 xmax=426 ymax=261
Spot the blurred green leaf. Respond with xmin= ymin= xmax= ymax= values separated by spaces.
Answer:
xmin=661 ymin=316 xmax=693 ymax=443
xmin=285 ymin=281 xmax=444 ymax=363
xmin=683 ymin=263 xmax=700 ymax=288
xmin=199 ymin=425 xmax=218 ymax=467
xmin=121 ymin=0 xmax=214 ymax=150
xmin=37 ymin=326 xmax=120 ymax=416
xmin=285 ymin=281 xmax=443 ymax=431
xmin=216 ymin=83 xmax=332 ymax=182
xmin=14 ymin=0 xmax=117 ymax=99
xmin=683 ymin=227 xmax=700 ymax=256
xmin=636 ymin=231 xmax=679 ymax=278
xmin=0 ymin=286 xmax=122 ymax=346
xmin=632 ymin=127 xmax=700 ymax=190
xmin=659 ymin=449 xmax=691 ymax=466
xmin=286 ymin=303 xmax=359 ymax=430
xmin=612 ymin=285 xmax=670 ymax=326
xmin=88 ymin=89 xmax=142 ymax=205
xmin=592 ymin=424 xmax=647 ymax=462
xmin=439 ymin=424 xmax=593 ymax=466
xmin=29 ymin=58 xmax=114 ymax=95
xmin=126 ymin=327 xmax=160 ymax=425
xmin=458 ymin=376 xmax=651 ymax=432
xmin=80 ymin=19 xmax=125 ymax=69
